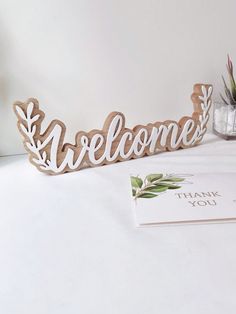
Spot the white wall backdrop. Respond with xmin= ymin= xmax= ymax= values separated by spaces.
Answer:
xmin=0 ymin=0 xmax=235 ymax=155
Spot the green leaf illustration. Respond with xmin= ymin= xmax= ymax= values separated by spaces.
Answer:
xmin=131 ymin=173 xmax=187 ymax=200
xmin=138 ymin=193 xmax=157 ymax=199
xmin=157 ymin=183 xmax=181 ymax=189
xmin=131 ymin=176 xmax=143 ymax=188
xmin=163 ymin=177 xmax=185 ymax=182
xmin=146 ymin=173 xmax=163 ymax=182
xmin=145 ymin=186 xmax=168 ymax=193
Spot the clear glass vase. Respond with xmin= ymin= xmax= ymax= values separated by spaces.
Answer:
xmin=213 ymin=102 xmax=236 ymax=140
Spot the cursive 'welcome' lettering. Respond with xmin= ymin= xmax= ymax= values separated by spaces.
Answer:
xmin=13 ymin=84 xmax=212 ymax=174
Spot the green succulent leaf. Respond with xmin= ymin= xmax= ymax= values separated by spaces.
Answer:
xmin=146 ymin=173 xmax=163 ymax=182
xmin=131 ymin=176 xmax=143 ymax=188
xmin=227 ymin=55 xmax=236 ymax=100
xmin=220 ymin=93 xmax=230 ymax=106
xmin=222 ymin=75 xmax=236 ymax=106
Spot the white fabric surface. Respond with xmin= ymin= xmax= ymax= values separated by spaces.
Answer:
xmin=0 ymin=133 xmax=236 ymax=314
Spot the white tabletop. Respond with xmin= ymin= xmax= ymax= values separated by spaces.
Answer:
xmin=0 ymin=134 xmax=236 ymax=314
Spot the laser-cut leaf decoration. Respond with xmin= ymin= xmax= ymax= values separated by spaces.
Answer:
xmin=15 ymin=106 xmax=26 ymax=120
xmin=13 ymin=84 xmax=213 ymax=175
xmin=27 ymin=102 xmax=34 ymax=118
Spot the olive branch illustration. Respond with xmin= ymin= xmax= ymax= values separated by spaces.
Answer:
xmin=15 ymin=102 xmax=52 ymax=171
xmin=131 ymin=173 xmax=186 ymax=200
xmin=193 ymin=85 xmax=212 ymax=143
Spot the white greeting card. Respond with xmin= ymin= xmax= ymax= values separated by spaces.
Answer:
xmin=130 ymin=173 xmax=236 ymax=226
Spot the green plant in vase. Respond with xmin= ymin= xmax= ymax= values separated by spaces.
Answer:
xmin=220 ymin=55 xmax=236 ymax=107
xmin=213 ymin=55 xmax=236 ymax=139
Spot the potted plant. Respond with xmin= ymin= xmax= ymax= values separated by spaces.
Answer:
xmin=213 ymin=55 xmax=236 ymax=139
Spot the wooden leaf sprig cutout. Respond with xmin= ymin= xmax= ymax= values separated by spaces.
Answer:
xmin=131 ymin=173 xmax=185 ymax=199
xmin=13 ymin=84 xmax=212 ymax=175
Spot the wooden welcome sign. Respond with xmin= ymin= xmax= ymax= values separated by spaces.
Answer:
xmin=13 ymin=84 xmax=212 ymax=175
